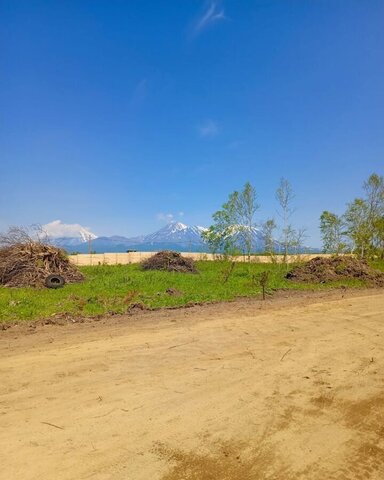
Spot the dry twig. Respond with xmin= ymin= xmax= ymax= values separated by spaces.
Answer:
xmin=0 ymin=227 xmax=83 ymax=288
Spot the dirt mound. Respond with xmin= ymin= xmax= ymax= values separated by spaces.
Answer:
xmin=166 ymin=288 xmax=183 ymax=296
xmin=286 ymin=256 xmax=384 ymax=286
xmin=141 ymin=251 xmax=197 ymax=273
xmin=0 ymin=242 xmax=84 ymax=288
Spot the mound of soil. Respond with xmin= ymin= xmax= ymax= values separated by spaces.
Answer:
xmin=0 ymin=242 xmax=84 ymax=288
xmin=141 ymin=251 xmax=197 ymax=273
xmin=166 ymin=288 xmax=183 ymax=296
xmin=286 ymin=256 xmax=384 ymax=286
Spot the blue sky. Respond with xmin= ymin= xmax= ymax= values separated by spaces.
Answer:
xmin=1 ymin=0 xmax=383 ymax=246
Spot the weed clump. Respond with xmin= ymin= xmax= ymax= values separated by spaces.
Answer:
xmin=141 ymin=251 xmax=197 ymax=273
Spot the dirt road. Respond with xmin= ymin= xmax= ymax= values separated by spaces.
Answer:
xmin=1 ymin=291 xmax=383 ymax=479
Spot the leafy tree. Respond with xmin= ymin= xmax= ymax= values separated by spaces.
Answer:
xmin=319 ymin=211 xmax=346 ymax=254
xmin=343 ymin=174 xmax=384 ymax=258
xmin=203 ymin=182 xmax=259 ymax=260
xmin=275 ymin=178 xmax=297 ymax=261
xmin=236 ymin=182 xmax=259 ymax=260
xmin=344 ymin=198 xmax=370 ymax=257
xmin=202 ymin=226 xmax=231 ymax=255
xmin=364 ymin=173 xmax=384 ymax=218
xmin=261 ymin=218 xmax=277 ymax=257
xmin=363 ymin=173 xmax=384 ymax=255
xmin=373 ymin=216 xmax=384 ymax=258
xmin=202 ymin=195 xmax=238 ymax=255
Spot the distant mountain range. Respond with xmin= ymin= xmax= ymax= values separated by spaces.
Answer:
xmin=50 ymin=221 xmax=316 ymax=254
xmin=52 ymin=222 xmax=209 ymax=253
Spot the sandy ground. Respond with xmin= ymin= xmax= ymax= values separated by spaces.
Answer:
xmin=1 ymin=290 xmax=384 ymax=480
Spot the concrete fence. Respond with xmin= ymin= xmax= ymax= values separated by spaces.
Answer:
xmin=68 ymin=252 xmax=332 ymax=266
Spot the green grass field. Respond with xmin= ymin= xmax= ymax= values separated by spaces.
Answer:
xmin=0 ymin=260 xmax=377 ymax=323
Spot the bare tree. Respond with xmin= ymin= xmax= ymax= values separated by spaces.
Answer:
xmin=0 ymin=224 xmax=48 ymax=248
xmin=292 ymin=227 xmax=308 ymax=255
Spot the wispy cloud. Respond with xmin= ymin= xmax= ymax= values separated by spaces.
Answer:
xmin=157 ymin=212 xmax=185 ymax=223
xmin=192 ymin=2 xmax=226 ymax=36
xmin=198 ymin=119 xmax=219 ymax=138
xmin=157 ymin=213 xmax=174 ymax=223
xmin=129 ymin=78 xmax=148 ymax=108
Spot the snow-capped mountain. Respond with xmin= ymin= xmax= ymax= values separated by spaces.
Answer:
xmin=50 ymin=221 xmax=312 ymax=254
xmin=52 ymin=233 xmax=98 ymax=248
xmin=53 ymin=236 xmax=94 ymax=247
xmin=50 ymin=222 xmax=208 ymax=253
xmin=142 ymin=222 xmax=207 ymax=245
xmin=202 ymin=224 xmax=283 ymax=252
xmin=221 ymin=225 xmax=271 ymax=250
xmin=43 ymin=220 xmax=97 ymax=247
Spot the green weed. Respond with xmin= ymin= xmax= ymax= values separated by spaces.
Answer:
xmin=0 ymin=261 xmax=379 ymax=323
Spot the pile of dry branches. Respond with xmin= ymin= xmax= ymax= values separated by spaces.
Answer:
xmin=286 ymin=255 xmax=384 ymax=286
xmin=141 ymin=251 xmax=197 ymax=273
xmin=0 ymin=226 xmax=84 ymax=288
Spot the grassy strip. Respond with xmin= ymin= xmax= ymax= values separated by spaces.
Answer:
xmin=371 ymin=259 xmax=384 ymax=272
xmin=0 ymin=260 xmax=378 ymax=323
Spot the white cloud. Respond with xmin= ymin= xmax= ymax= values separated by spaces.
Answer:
xmin=156 ymin=212 xmax=186 ymax=223
xmin=198 ymin=119 xmax=219 ymax=137
xmin=42 ymin=220 xmax=96 ymax=239
xmin=156 ymin=213 xmax=174 ymax=223
xmin=193 ymin=2 xmax=226 ymax=35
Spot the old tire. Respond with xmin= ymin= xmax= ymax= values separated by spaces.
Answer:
xmin=45 ymin=274 xmax=65 ymax=289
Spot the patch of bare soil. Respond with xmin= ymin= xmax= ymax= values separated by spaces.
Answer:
xmin=286 ymin=255 xmax=384 ymax=286
xmin=141 ymin=250 xmax=197 ymax=273
xmin=153 ymin=439 xmax=282 ymax=480
xmin=0 ymin=291 xmax=384 ymax=479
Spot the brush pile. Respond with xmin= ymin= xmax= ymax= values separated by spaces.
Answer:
xmin=286 ymin=255 xmax=384 ymax=286
xmin=0 ymin=227 xmax=84 ymax=288
xmin=141 ymin=251 xmax=197 ymax=273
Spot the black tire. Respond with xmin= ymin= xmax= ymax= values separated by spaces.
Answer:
xmin=45 ymin=274 xmax=65 ymax=289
